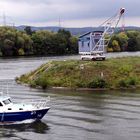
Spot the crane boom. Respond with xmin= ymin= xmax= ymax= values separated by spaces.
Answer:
xmin=79 ymin=8 xmax=125 ymax=60
xmin=91 ymin=8 xmax=125 ymax=54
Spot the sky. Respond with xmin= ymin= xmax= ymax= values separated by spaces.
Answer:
xmin=0 ymin=0 xmax=139 ymax=27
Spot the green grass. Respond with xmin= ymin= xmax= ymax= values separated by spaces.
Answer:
xmin=17 ymin=57 xmax=140 ymax=89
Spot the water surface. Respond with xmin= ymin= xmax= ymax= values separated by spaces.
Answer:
xmin=0 ymin=55 xmax=140 ymax=140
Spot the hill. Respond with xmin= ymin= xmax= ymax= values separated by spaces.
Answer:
xmin=16 ymin=26 xmax=140 ymax=36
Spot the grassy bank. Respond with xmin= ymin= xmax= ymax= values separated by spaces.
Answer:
xmin=17 ymin=57 xmax=140 ymax=90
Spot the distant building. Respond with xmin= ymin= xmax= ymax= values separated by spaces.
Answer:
xmin=78 ymin=8 xmax=125 ymax=61
xmin=78 ymin=31 xmax=104 ymax=54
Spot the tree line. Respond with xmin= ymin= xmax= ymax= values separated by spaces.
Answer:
xmin=107 ymin=30 xmax=140 ymax=52
xmin=0 ymin=26 xmax=78 ymax=56
xmin=0 ymin=26 xmax=140 ymax=57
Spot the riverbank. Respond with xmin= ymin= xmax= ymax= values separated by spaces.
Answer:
xmin=17 ymin=56 xmax=140 ymax=90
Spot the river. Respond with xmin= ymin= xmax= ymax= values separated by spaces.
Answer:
xmin=0 ymin=53 xmax=140 ymax=140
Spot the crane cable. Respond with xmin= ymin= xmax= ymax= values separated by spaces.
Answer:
xmin=99 ymin=13 xmax=117 ymax=27
xmin=121 ymin=13 xmax=125 ymax=32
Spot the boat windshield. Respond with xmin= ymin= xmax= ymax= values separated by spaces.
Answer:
xmin=3 ymin=99 xmax=12 ymax=105
xmin=0 ymin=102 xmax=3 ymax=106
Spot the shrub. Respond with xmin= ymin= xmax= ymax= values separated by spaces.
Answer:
xmin=118 ymin=77 xmax=137 ymax=87
xmin=127 ymin=77 xmax=137 ymax=86
xmin=30 ymin=81 xmax=36 ymax=88
xmin=118 ymin=65 xmax=133 ymax=76
xmin=35 ymin=74 xmax=48 ymax=89
xmin=88 ymin=78 xmax=108 ymax=88
xmin=18 ymin=48 xmax=25 ymax=56
xmin=118 ymin=79 xmax=128 ymax=87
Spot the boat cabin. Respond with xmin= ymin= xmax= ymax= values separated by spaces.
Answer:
xmin=0 ymin=96 xmax=12 ymax=107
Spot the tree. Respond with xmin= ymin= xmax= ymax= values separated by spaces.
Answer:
xmin=31 ymin=31 xmax=54 ymax=55
xmin=0 ymin=27 xmax=78 ymax=56
xmin=53 ymin=33 xmax=67 ymax=54
xmin=24 ymin=26 xmax=33 ymax=35
xmin=108 ymin=30 xmax=140 ymax=52
xmin=117 ymin=32 xmax=128 ymax=51
xmin=127 ymin=37 xmax=137 ymax=51
xmin=69 ymin=36 xmax=78 ymax=54
xmin=58 ymin=29 xmax=72 ymax=53
xmin=18 ymin=48 xmax=25 ymax=56
xmin=3 ymin=39 xmax=14 ymax=56
xmin=136 ymin=35 xmax=140 ymax=51
xmin=127 ymin=31 xmax=139 ymax=51
xmin=112 ymin=40 xmax=121 ymax=52
xmin=0 ymin=27 xmax=33 ymax=56
xmin=31 ymin=29 xmax=77 ymax=55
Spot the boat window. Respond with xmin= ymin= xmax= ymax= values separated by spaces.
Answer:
xmin=3 ymin=99 xmax=11 ymax=105
xmin=0 ymin=102 xmax=3 ymax=106
xmin=8 ymin=99 xmax=12 ymax=103
xmin=8 ymin=108 xmax=12 ymax=110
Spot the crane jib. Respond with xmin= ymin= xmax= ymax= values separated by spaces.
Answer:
xmin=79 ymin=8 xmax=126 ymax=61
xmin=120 ymin=8 xmax=125 ymax=15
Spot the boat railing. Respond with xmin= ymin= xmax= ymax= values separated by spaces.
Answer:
xmin=22 ymin=96 xmax=50 ymax=109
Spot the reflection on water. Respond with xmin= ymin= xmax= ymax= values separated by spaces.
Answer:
xmin=0 ymin=121 xmax=49 ymax=138
xmin=0 ymin=56 xmax=140 ymax=140
xmin=0 ymin=81 xmax=140 ymax=140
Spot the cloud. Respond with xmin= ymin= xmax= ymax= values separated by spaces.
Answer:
xmin=0 ymin=0 xmax=139 ymax=27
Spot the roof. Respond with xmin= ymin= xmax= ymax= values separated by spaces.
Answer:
xmin=79 ymin=30 xmax=104 ymax=38
xmin=0 ymin=95 xmax=11 ymax=102
xmin=79 ymin=32 xmax=91 ymax=38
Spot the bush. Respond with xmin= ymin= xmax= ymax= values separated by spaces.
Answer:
xmin=88 ymin=78 xmax=107 ymax=88
xmin=118 ymin=77 xmax=137 ymax=87
xmin=18 ymin=48 xmax=25 ymax=56
xmin=127 ymin=77 xmax=137 ymax=86
xmin=118 ymin=79 xmax=128 ymax=87
xmin=118 ymin=65 xmax=133 ymax=76
xmin=30 ymin=81 xmax=36 ymax=88
xmin=35 ymin=74 xmax=48 ymax=89
xmin=76 ymin=81 xmax=87 ymax=88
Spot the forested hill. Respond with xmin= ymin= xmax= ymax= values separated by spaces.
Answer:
xmin=0 ymin=27 xmax=78 ymax=57
xmin=0 ymin=26 xmax=140 ymax=57
xmin=16 ymin=26 xmax=140 ymax=36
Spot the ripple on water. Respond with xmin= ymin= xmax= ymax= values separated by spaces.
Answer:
xmin=0 ymin=57 xmax=140 ymax=140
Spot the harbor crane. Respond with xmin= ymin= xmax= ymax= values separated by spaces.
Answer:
xmin=78 ymin=8 xmax=125 ymax=60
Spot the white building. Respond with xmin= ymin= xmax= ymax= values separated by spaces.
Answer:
xmin=79 ymin=30 xmax=104 ymax=55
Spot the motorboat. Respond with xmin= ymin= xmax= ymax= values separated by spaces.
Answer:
xmin=0 ymin=94 xmax=50 ymax=124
